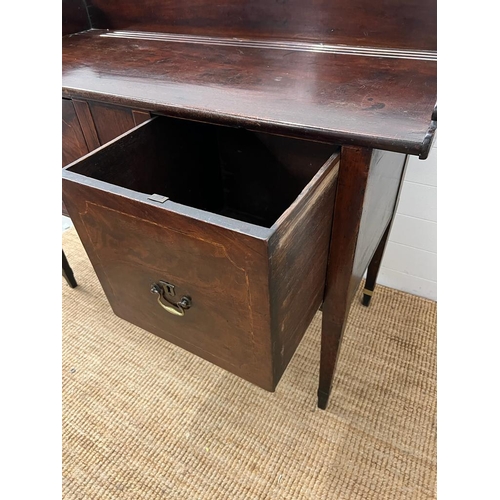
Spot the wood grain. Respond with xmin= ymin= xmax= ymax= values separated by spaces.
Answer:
xmin=318 ymin=146 xmax=372 ymax=409
xmin=62 ymin=99 xmax=89 ymax=167
xmin=73 ymin=99 xmax=100 ymax=151
xmin=85 ymin=0 xmax=436 ymax=51
xmin=362 ymin=155 xmax=409 ymax=306
xmin=62 ymin=30 xmax=437 ymax=157
xmin=62 ymin=0 xmax=90 ymax=36
xmin=318 ymin=147 xmax=409 ymax=408
xmin=63 ymin=179 xmax=275 ymax=390
xmin=348 ymin=150 xmax=407 ymax=304
xmin=132 ymin=110 xmax=152 ymax=126
xmin=61 ymin=0 xmax=437 ymax=406
xmin=87 ymin=100 xmax=137 ymax=145
xmin=62 ymin=117 xmax=340 ymax=390
xmin=269 ymin=157 xmax=339 ymax=386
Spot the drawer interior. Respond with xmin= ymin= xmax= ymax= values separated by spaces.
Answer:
xmin=66 ymin=116 xmax=338 ymax=228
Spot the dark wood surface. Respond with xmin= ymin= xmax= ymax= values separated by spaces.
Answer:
xmin=348 ymin=150 xmax=407 ymax=305
xmin=63 ymin=98 xmax=153 ymax=218
xmin=62 ymin=98 xmax=89 ymax=167
xmin=62 ymin=30 xmax=436 ymax=157
xmin=72 ymin=99 xmax=100 ymax=151
xmin=362 ymin=223 xmax=392 ymax=307
xmin=318 ymin=146 xmax=408 ymax=409
xmin=318 ymin=146 xmax=372 ymax=409
xmin=85 ymin=0 xmax=436 ymax=51
xmin=268 ymin=158 xmax=339 ymax=385
xmin=62 ymin=250 xmax=78 ymax=288
xmin=362 ymin=155 xmax=409 ymax=306
xmin=62 ymin=117 xmax=340 ymax=390
xmin=63 ymin=176 xmax=275 ymax=390
xmin=71 ymin=98 xmax=153 ymax=152
xmin=62 ymin=98 xmax=88 ymax=217
xmin=66 ymin=116 xmax=338 ymax=227
xmin=132 ymin=110 xmax=152 ymax=126
xmin=62 ymin=0 xmax=90 ymax=36
xmin=87 ymin=100 xmax=137 ymax=145
xmin=62 ymin=0 xmax=437 ymax=407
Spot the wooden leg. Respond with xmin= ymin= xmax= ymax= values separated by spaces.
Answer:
xmin=62 ymin=250 xmax=77 ymax=288
xmin=318 ymin=146 xmax=372 ymax=409
xmin=318 ymin=149 xmax=409 ymax=409
xmin=362 ymin=222 xmax=391 ymax=307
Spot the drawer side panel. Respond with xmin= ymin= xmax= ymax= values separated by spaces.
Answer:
xmin=268 ymin=160 xmax=339 ymax=387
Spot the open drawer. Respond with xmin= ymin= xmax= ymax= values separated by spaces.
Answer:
xmin=62 ymin=115 xmax=340 ymax=391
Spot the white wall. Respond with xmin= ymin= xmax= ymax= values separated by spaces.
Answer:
xmin=377 ymin=136 xmax=437 ymax=301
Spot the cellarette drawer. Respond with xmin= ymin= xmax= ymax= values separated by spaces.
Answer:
xmin=62 ymin=116 xmax=340 ymax=391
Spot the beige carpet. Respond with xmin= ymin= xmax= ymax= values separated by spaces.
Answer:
xmin=62 ymin=227 xmax=437 ymax=500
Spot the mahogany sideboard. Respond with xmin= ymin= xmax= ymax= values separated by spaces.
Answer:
xmin=62 ymin=0 xmax=437 ymax=409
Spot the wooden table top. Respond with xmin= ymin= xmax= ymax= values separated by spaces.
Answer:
xmin=62 ymin=29 xmax=437 ymax=158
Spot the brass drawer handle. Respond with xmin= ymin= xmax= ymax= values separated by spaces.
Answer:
xmin=150 ymin=282 xmax=192 ymax=316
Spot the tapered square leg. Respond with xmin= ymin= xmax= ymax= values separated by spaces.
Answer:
xmin=63 ymin=250 xmax=77 ymax=288
xmin=318 ymin=148 xmax=408 ymax=409
xmin=318 ymin=146 xmax=373 ymax=409
xmin=362 ymin=222 xmax=391 ymax=307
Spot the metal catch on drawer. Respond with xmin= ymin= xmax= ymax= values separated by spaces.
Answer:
xmin=150 ymin=280 xmax=192 ymax=316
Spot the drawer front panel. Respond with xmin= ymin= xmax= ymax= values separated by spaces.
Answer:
xmin=63 ymin=181 xmax=274 ymax=389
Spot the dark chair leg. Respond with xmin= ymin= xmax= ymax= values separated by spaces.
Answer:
xmin=362 ymin=222 xmax=391 ymax=307
xmin=62 ymin=250 xmax=77 ymax=288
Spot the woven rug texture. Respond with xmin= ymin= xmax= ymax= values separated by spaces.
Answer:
xmin=62 ymin=227 xmax=437 ymax=500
